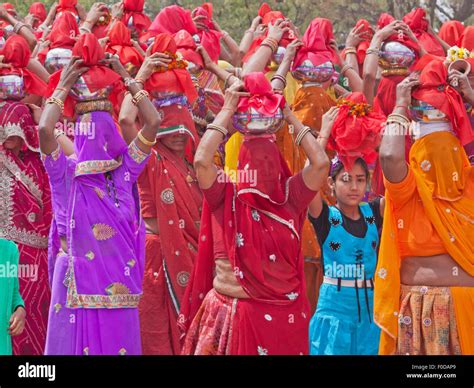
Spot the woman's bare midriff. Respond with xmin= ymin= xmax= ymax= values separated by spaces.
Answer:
xmin=401 ymin=253 xmax=474 ymax=287
xmin=213 ymin=259 xmax=250 ymax=299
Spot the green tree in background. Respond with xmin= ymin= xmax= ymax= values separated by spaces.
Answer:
xmin=8 ymin=0 xmax=473 ymax=43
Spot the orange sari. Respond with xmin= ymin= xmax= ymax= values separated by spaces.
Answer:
xmin=375 ymin=131 xmax=474 ymax=355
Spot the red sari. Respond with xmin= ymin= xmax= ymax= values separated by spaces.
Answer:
xmin=138 ymin=134 xmax=202 ymax=355
xmin=180 ymin=136 xmax=315 ymax=355
xmin=0 ymin=102 xmax=52 ymax=355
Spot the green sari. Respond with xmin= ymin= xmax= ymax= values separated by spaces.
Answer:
xmin=0 ymin=239 xmax=25 ymax=355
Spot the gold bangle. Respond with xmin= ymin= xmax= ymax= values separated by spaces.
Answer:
xmin=137 ymin=130 xmax=156 ymax=146
xmin=46 ymin=97 xmax=64 ymax=113
xmin=132 ymin=90 xmax=150 ymax=105
xmin=387 ymin=113 xmax=409 ymax=123
xmin=366 ymin=48 xmax=379 ymax=56
xmin=207 ymin=123 xmax=228 ymax=137
xmin=295 ymin=126 xmax=312 ymax=146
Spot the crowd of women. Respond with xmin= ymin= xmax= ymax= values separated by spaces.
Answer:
xmin=0 ymin=0 xmax=473 ymax=356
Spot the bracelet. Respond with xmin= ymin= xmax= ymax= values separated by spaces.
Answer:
xmin=261 ymin=37 xmax=279 ymax=53
xmin=54 ymin=128 xmax=65 ymax=139
xmin=295 ymin=126 xmax=312 ymax=146
xmin=340 ymin=64 xmax=353 ymax=76
xmin=135 ymin=78 xmax=145 ymax=86
xmin=366 ymin=48 xmax=380 ymax=56
xmin=45 ymin=97 xmax=64 ymax=113
xmin=124 ymin=77 xmax=138 ymax=88
xmin=245 ymin=29 xmax=255 ymax=35
xmin=345 ymin=46 xmax=356 ymax=51
xmin=79 ymin=25 xmax=92 ymax=33
xmin=394 ymin=105 xmax=409 ymax=113
xmin=13 ymin=22 xmax=26 ymax=34
xmin=137 ymin=130 xmax=157 ymax=146
xmin=55 ymin=87 xmax=69 ymax=94
xmin=234 ymin=67 xmax=242 ymax=79
xmin=223 ymin=73 xmax=235 ymax=90
xmin=207 ymin=123 xmax=228 ymax=137
xmin=345 ymin=49 xmax=357 ymax=55
xmin=132 ymin=90 xmax=150 ymax=105
xmin=387 ymin=113 xmax=409 ymax=123
xmin=271 ymin=74 xmax=287 ymax=88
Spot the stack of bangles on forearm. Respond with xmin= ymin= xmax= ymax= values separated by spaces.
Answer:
xmin=295 ymin=126 xmax=313 ymax=146
xmin=207 ymin=123 xmax=228 ymax=137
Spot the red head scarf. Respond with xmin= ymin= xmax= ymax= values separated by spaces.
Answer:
xmin=403 ymin=8 xmax=444 ymax=56
xmin=458 ymin=26 xmax=474 ymax=50
xmin=328 ymin=92 xmax=386 ymax=170
xmin=237 ymin=72 xmax=285 ymax=116
xmin=0 ymin=35 xmax=47 ymax=97
xmin=377 ymin=13 xmax=395 ymax=29
xmin=57 ymin=0 xmax=78 ymax=14
xmin=353 ymin=19 xmax=373 ymax=66
xmin=144 ymin=33 xmax=197 ymax=104
xmin=173 ymin=29 xmax=203 ymax=68
xmin=191 ymin=3 xmax=221 ymax=62
xmin=105 ymin=21 xmax=144 ymax=72
xmin=122 ymin=0 xmax=151 ymax=37
xmin=149 ymin=5 xmax=197 ymax=35
xmin=293 ymin=19 xmax=334 ymax=69
xmin=412 ymin=59 xmax=474 ymax=146
xmin=48 ymin=33 xmax=124 ymax=117
xmin=242 ymin=4 xmax=294 ymax=63
xmin=48 ymin=12 xmax=79 ymax=49
xmin=37 ymin=12 xmax=79 ymax=64
xmin=439 ymin=20 xmax=465 ymax=47
xmin=29 ymin=2 xmax=47 ymax=24
xmin=310 ymin=18 xmax=341 ymax=66
xmin=3 ymin=3 xmax=16 ymax=15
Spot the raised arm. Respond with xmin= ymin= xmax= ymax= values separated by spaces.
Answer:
xmin=307 ymin=106 xmax=339 ymax=218
xmin=239 ymin=16 xmax=262 ymax=61
xmin=197 ymin=45 xmax=240 ymax=90
xmin=103 ymin=55 xmax=162 ymax=154
xmin=284 ymin=105 xmax=330 ymax=192
xmin=38 ymin=57 xmax=89 ymax=155
xmin=363 ymin=20 xmax=400 ymax=104
xmin=379 ymin=75 xmax=419 ymax=183
xmin=0 ymin=5 xmax=37 ymax=50
xmin=270 ymin=39 xmax=303 ymax=90
xmin=119 ymin=52 xmax=171 ymax=144
xmin=242 ymin=19 xmax=289 ymax=76
xmin=194 ymin=82 xmax=248 ymax=189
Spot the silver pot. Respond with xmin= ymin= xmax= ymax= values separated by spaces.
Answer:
xmin=273 ymin=46 xmax=286 ymax=65
xmin=69 ymin=76 xmax=114 ymax=101
xmin=379 ymin=41 xmax=416 ymax=69
xmin=291 ymin=60 xmax=334 ymax=84
xmin=45 ymin=48 xmax=72 ymax=73
xmin=233 ymin=107 xmax=284 ymax=135
xmin=0 ymin=75 xmax=25 ymax=100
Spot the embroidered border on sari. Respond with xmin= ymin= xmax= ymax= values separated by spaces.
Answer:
xmin=66 ymin=255 xmax=141 ymax=309
xmin=75 ymin=157 xmax=123 ymax=176
xmin=0 ymin=123 xmax=40 ymax=152
xmin=128 ymin=141 xmax=149 ymax=164
xmin=0 ymin=152 xmax=43 ymax=205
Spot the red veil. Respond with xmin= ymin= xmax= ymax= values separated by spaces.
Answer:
xmin=0 ymin=35 xmax=47 ymax=97
xmin=403 ymin=8 xmax=444 ymax=56
xmin=122 ymin=0 xmax=151 ymax=37
xmin=105 ymin=21 xmax=144 ymax=72
xmin=439 ymin=20 xmax=465 ymax=47
xmin=180 ymin=135 xmax=310 ymax=354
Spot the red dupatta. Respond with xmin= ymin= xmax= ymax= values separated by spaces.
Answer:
xmin=105 ymin=21 xmax=144 ymax=73
xmin=179 ymin=136 xmax=309 ymax=348
xmin=439 ymin=21 xmax=465 ymax=47
xmin=458 ymin=26 xmax=474 ymax=50
xmin=48 ymin=33 xmax=124 ymax=117
xmin=293 ymin=19 xmax=334 ymax=69
xmin=143 ymin=138 xmax=202 ymax=314
xmin=403 ymin=8 xmax=445 ymax=56
xmin=191 ymin=3 xmax=221 ymax=62
xmin=144 ymin=33 xmax=198 ymax=104
xmin=122 ymin=0 xmax=151 ymax=37
xmin=0 ymin=101 xmax=52 ymax=249
xmin=311 ymin=18 xmax=341 ymax=66
xmin=237 ymin=72 xmax=285 ymax=115
xmin=0 ymin=35 xmax=47 ymax=97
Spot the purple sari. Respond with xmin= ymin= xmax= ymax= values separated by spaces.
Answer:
xmin=44 ymin=111 xmax=149 ymax=355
